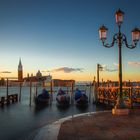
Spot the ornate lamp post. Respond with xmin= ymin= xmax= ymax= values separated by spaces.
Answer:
xmin=98 ymin=9 xmax=140 ymax=114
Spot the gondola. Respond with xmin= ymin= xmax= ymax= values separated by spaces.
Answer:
xmin=34 ymin=94 xmax=50 ymax=106
xmin=75 ymin=94 xmax=88 ymax=107
xmin=56 ymin=94 xmax=70 ymax=107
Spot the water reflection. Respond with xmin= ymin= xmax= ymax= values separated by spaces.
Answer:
xmin=56 ymin=104 xmax=70 ymax=111
xmin=34 ymin=105 xmax=48 ymax=113
xmin=76 ymin=105 xmax=88 ymax=111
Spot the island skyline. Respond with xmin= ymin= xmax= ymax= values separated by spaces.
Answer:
xmin=1 ymin=0 xmax=140 ymax=81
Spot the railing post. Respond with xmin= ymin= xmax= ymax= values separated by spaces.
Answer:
xmin=107 ymin=87 xmax=110 ymax=106
xmin=130 ymin=87 xmax=133 ymax=109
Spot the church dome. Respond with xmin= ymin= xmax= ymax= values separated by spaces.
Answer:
xmin=36 ymin=70 xmax=42 ymax=77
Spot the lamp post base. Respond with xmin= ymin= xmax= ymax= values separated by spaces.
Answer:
xmin=112 ymin=97 xmax=129 ymax=115
xmin=112 ymin=108 xmax=129 ymax=115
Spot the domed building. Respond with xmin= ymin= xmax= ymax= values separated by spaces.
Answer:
xmin=36 ymin=70 xmax=42 ymax=78
xmin=34 ymin=70 xmax=43 ymax=82
xmin=24 ymin=70 xmax=52 ymax=86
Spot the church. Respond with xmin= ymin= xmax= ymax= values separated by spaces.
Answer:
xmin=17 ymin=59 xmax=52 ymax=84
xmin=17 ymin=59 xmax=75 ymax=87
xmin=18 ymin=58 xmax=23 ymax=82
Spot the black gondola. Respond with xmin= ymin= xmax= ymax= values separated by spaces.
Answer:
xmin=56 ymin=88 xmax=70 ymax=107
xmin=56 ymin=94 xmax=70 ymax=106
xmin=75 ymin=94 xmax=88 ymax=107
xmin=35 ymin=94 xmax=50 ymax=106
xmin=75 ymin=88 xmax=88 ymax=107
xmin=34 ymin=88 xmax=50 ymax=107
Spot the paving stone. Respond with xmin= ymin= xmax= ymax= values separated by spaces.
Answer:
xmin=58 ymin=110 xmax=140 ymax=140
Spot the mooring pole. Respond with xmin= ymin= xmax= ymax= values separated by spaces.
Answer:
xmin=19 ymin=82 xmax=22 ymax=102
xmin=35 ymin=82 xmax=38 ymax=97
xmin=50 ymin=80 xmax=53 ymax=104
xmin=6 ymin=78 xmax=9 ymax=99
xmin=71 ymin=82 xmax=74 ymax=104
xmin=29 ymin=80 xmax=32 ymax=106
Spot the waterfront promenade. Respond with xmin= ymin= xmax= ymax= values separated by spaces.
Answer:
xmin=58 ymin=109 xmax=140 ymax=140
xmin=33 ymin=109 xmax=140 ymax=140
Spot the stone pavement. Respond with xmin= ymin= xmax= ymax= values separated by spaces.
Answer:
xmin=58 ymin=110 xmax=140 ymax=140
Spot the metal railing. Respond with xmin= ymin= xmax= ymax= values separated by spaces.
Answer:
xmin=97 ymin=86 xmax=140 ymax=108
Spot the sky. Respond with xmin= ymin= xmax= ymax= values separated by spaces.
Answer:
xmin=0 ymin=0 xmax=140 ymax=81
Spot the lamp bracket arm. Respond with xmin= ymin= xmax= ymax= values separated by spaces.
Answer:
xmin=122 ymin=34 xmax=137 ymax=49
xmin=103 ymin=34 xmax=117 ymax=48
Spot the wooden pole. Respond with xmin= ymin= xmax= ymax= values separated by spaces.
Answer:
xmin=19 ymin=82 xmax=22 ymax=102
xmin=89 ymin=83 xmax=92 ymax=103
xmin=6 ymin=78 xmax=9 ymax=98
xmin=35 ymin=82 xmax=38 ymax=97
xmin=93 ymin=79 xmax=98 ymax=104
xmin=97 ymin=64 xmax=99 ymax=87
xmin=67 ymin=83 xmax=68 ymax=94
xmin=6 ymin=78 xmax=10 ymax=104
xmin=50 ymin=80 xmax=53 ymax=105
xmin=29 ymin=80 xmax=32 ymax=106
xmin=71 ymin=82 xmax=74 ymax=104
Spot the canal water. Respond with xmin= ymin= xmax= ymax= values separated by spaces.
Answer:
xmin=0 ymin=86 xmax=108 ymax=140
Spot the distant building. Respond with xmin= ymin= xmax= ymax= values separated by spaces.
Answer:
xmin=0 ymin=78 xmax=5 ymax=86
xmin=5 ymin=59 xmax=75 ymax=87
xmin=23 ymin=70 xmax=52 ymax=86
xmin=53 ymin=79 xmax=75 ymax=87
xmin=18 ymin=58 xmax=23 ymax=82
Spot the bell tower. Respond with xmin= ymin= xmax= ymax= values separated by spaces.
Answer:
xmin=18 ymin=58 xmax=23 ymax=81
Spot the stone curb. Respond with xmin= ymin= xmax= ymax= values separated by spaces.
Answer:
xmin=33 ymin=110 xmax=111 ymax=140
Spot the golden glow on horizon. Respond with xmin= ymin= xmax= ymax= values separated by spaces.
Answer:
xmin=1 ymin=70 xmax=140 ymax=82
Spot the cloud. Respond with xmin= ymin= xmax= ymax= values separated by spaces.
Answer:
xmin=100 ymin=65 xmax=118 ymax=72
xmin=0 ymin=71 xmax=11 ymax=73
xmin=113 ymin=62 xmax=119 ymax=67
xmin=128 ymin=61 xmax=140 ymax=66
xmin=42 ymin=70 xmax=50 ymax=73
xmin=51 ymin=67 xmax=84 ymax=73
xmin=105 ymin=68 xmax=118 ymax=72
xmin=103 ymin=66 xmax=118 ymax=72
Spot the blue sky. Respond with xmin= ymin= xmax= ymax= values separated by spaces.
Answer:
xmin=0 ymin=0 xmax=140 ymax=81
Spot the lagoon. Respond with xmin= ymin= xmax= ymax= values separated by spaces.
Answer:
xmin=0 ymin=86 xmax=107 ymax=140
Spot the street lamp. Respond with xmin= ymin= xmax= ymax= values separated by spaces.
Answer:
xmin=98 ymin=9 xmax=140 ymax=113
